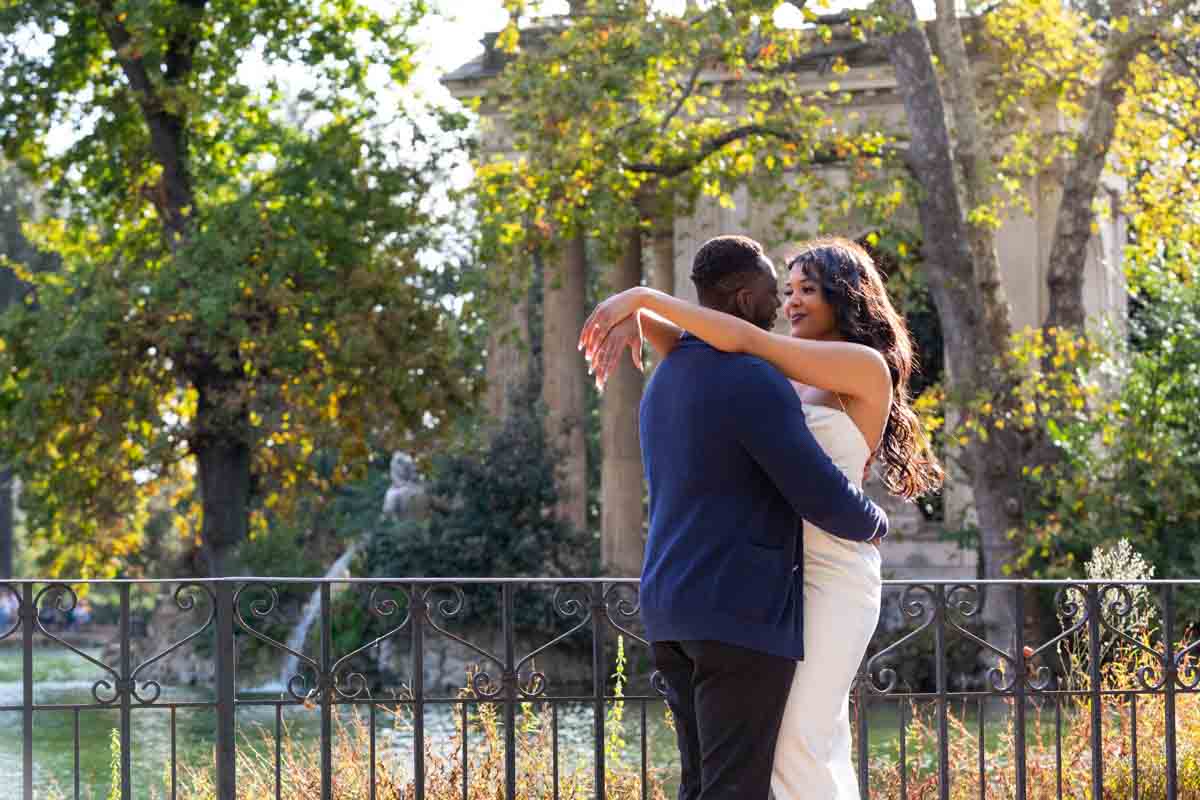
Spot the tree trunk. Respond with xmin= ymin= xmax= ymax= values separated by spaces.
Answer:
xmin=601 ymin=226 xmax=646 ymax=576
xmin=1044 ymin=0 xmax=1139 ymax=331
xmin=1 ymin=200 xmax=17 ymax=581
xmin=193 ymin=377 xmax=252 ymax=577
xmin=649 ymin=212 xmax=675 ymax=295
xmin=933 ymin=0 xmax=1012 ymax=349
xmin=484 ymin=287 xmax=531 ymax=422
xmin=0 ymin=468 xmax=12 ymax=579
xmin=541 ymin=234 xmax=589 ymax=533
xmin=0 ymin=177 xmax=26 ymax=582
xmin=887 ymin=0 xmax=1024 ymax=643
xmin=647 ymin=209 xmax=675 ymax=375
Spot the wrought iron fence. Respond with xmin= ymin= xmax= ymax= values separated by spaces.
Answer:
xmin=1 ymin=578 xmax=1198 ymax=799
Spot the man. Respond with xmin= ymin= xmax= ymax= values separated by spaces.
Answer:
xmin=636 ymin=235 xmax=888 ymax=799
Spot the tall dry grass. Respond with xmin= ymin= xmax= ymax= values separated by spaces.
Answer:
xmin=865 ymin=549 xmax=1200 ymax=799
xmin=179 ymin=641 xmax=670 ymax=800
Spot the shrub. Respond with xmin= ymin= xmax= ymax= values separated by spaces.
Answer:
xmin=366 ymin=377 xmax=596 ymax=632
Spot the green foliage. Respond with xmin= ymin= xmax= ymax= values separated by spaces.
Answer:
xmin=237 ymin=521 xmax=323 ymax=579
xmin=0 ymin=1 xmax=483 ymax=575
xmin=477 ymin=0 xmax=905 ymax=274
xmin=107 ymin=727 xmax=120 ymax=800
xmin=1027 ymin=279 xmax=1200 ymax=584
xmin=945 ymin=271 xmax=1200 ymax=588
xmin=0 ymin=165 xmax=57 ymax=307
xmin=329 ymin=586 xmax=373 ymax=658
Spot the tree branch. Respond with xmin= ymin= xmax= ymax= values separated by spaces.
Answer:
xmin=627 ymin=124 xmax=911 ymax=178
xmin=657 ymin=57 xmax=705 ymax=134
xmin=767 ymin=41 xmax=876 ymax=75
xmin=1043 ymin=0 xmax=1184 ymax=330
xmin=96 ymin=3 xmax=160 ymax=106
xmin=627 ymin=125 xmax=811 ymax=177
xmin=164 ymin=0 xmax=208 ymax=84
xmin=784 ymin=0 xmax=855 ymax=27
xmin=95 ymin=1 xmax=197 ymax=249
xmin=933 ymin=0 xmax=1011 ymax=346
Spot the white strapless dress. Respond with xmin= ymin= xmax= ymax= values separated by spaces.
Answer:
xmin=771 ymin=405 xmax=883 ymax=800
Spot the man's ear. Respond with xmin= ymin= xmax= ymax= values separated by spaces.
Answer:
xmin=732 ymin=287 xmax=752 ymax=320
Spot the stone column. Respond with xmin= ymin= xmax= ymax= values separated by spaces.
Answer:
xmin=601 ymin=226 xmax=646 ymax=575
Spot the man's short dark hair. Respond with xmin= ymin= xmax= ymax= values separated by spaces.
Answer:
xmin=690 ymin=235 xmax=771 ymax=304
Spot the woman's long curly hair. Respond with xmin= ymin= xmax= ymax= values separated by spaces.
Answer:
xmin=787 ymin=237 xmax=944 ymax=499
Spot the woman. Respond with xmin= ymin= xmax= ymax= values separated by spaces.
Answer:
xmin=579 ymin=237 xmax=943 ymax=799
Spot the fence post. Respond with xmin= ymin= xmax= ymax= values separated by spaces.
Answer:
xmin=412 ymin=583 xmax=426 ymax=800
xmin=591 ymin=583 xmax=606 ymax=800
xmin=855 ymin=674 xmax=869 ymax=797
xmin=1164 ymin=583 xmax=1177 ymax=799
xmin=1086 ymin=585 xmax=1103 ymax=799
xmin=119 ymin=584 xmax=132 ymax=800
xmin=503 ymin=583 xmax=517 ymax=800
xmin=1012 ymin=584 xmax=1027 ymax=800
xmin=22 ymin=582 xmax=34 ymax=800
xmin=214 ymin=581 xmax=236 ymax=799
xmin=934 ymin=584 xmax=949 ymax=800
xmin=320 ymin=581 xmax=333 ymax=800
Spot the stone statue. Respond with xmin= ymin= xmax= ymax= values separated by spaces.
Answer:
xmin=382 ymin=451 xmax=426 ymax=517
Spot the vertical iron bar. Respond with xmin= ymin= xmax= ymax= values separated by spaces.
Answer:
xmin=502 ymin=583 xmax=517 ymax=800
xmin=462 ymin=702 xmax=469 ymax=800
xmin=1086 ymin=585 xmax=1103 ymax=799
xmin=274 ymin=703 xmax=282 ymax=800
xmin=22 ymin=583 xmax=32 ymax=800
xmin=320 ymin=582 xmax=332 ymax=800
xmin=119 ymin=584 xmax=132 ymax=800
xmin=1164 ymin=584 xmax=1177 ymax=800
xmin=977 ymin=698 xmax=984 ymax=800
xmin=856 ymin=677 xmax=869 ymax=797
xmin=214 ymin=581 xmax=237 ymax=800
xmin=170 ymin=706 xmax=177 ymax=800
xmin=369 ymin=701 xmax=377 ymax=800
xmin=552 ymin=702 xmax=560 ymax=800
xmin=1055 ymin=696 xmax=1062 ymax=799
xmin=1131 ymin=694 xmax=1139 ymax=800
xmin=591 ymin=584 xmax=606 ymax=800
xmin=640 ymin=699 xmax=648 ymax=800
xmin=412 ymin=584 xmax=426 ymax=800
xmin=75 ymin=707 xmax=81 ymax=800
xmin=899 ymin=701 xmax=907 ymax=800
xmin=1013 ymin=585 xmax=1027 ymax=800
xmin=935 ymin=585 xmax=949 ymax=800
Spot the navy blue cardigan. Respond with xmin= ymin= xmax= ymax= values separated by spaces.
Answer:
xmin=638 ymin=334 xmax=889 ymax=660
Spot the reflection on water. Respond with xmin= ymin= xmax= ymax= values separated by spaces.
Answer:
xmin=0 ymin=647 xmax=678 ymax=797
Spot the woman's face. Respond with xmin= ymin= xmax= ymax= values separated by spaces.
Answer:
xmin=784 ymin=264 xmax=839 ymax=341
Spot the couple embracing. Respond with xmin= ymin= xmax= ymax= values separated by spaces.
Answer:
xmin=578 ymin=235 xmax=944 ymax=800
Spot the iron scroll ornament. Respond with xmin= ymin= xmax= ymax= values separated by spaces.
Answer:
xmin=234 ymin=582 xmax=324 ymax=701
xmin=417 ymin=584 xmax=509 ymax=699
xmin=326 ymin=584 xmax=412 ymax=700
xmin=33 ymin=584 xmax=124 ymax=705
xmin=511 ymin=583 xmax=593 ymax=699
xmin=863 ymin=584 xmax=938 ymax=694
xmin=0 ymin=582 xmax=21 ymax=642
xmin=128 ymin=583 xmax=216 ymax=704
